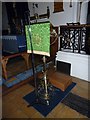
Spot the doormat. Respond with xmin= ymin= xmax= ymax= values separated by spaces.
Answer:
xmin=62 ymin=92 xmax=90 ymax=118
xmin=23 ymin=82 xmax=76 ymax=117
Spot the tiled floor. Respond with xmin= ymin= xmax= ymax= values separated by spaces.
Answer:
xmin=2 ymin=56 xmax=90 ymax=118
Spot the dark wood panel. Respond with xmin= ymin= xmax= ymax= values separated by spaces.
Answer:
xmin=85 ymin=27 xmax=90 ymax=55
xmin=5 ymin=2 xmax=29 ymax=34
xmin=48 ymin=25 xmax=58 ymax=61
xmin=54 ymin=2 xmax=64 ymax=13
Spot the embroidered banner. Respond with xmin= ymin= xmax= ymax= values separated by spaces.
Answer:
xmin=25 ymin=22 xmax=50 ymax=56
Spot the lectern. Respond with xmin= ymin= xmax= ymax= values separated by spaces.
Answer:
xmin=25 ymin=22 xmax=54 ymax=105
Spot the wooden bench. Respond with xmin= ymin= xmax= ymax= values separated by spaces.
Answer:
xmin=0 ymin=52 xmax=30 ymax=80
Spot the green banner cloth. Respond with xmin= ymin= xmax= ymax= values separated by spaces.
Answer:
xmin=25 ymin=22 xmax=50 ymax=56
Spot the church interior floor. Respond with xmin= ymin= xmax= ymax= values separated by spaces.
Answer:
xmin=1 ymin=55 xmax=90 ymax=118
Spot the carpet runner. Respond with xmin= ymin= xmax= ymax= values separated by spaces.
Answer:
xmin=62 ymin=92 xmax=90 ymax=118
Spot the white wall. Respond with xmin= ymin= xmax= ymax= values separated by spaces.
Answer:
xmin=80 ymin=1 xmax=88 ymax=24
xmin=28 ymin=1 xmax=88 ymax=26
xmin=28 ymin=2 xmax=53 ymax=23
xmin=50 ymin=2 xmax=76 ymax=26
xmin=28 ymin=2 xmax=77 ymax=26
